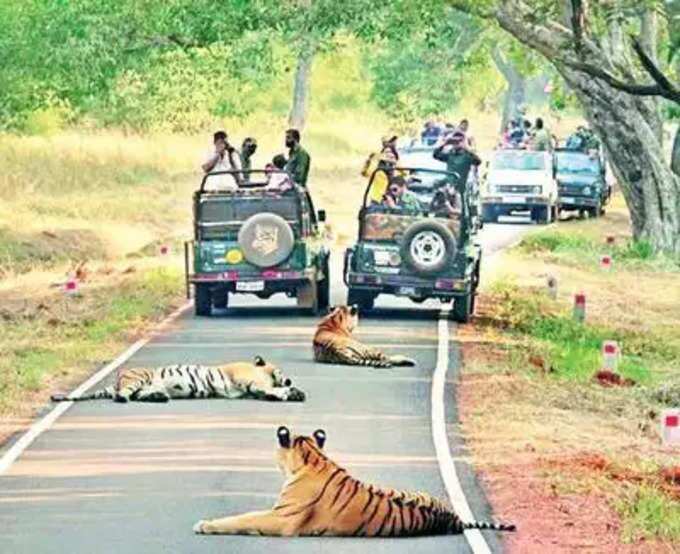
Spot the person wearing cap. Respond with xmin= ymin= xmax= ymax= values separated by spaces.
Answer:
xmin=433 ymin=131 xmax=482 ymax=189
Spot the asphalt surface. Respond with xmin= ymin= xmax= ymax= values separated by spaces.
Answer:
xmin=0 ymin=221 xmax=531 ymax=554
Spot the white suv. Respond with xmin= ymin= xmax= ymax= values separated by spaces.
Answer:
xmin=482 ymin=150 xmax=557 ymax=224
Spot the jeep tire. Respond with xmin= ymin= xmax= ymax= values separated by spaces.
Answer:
xmin=347 ymin=288 xmax=375 ymax=313
xmin=452 ymin=292 xmax=472 ymax=323
xmin=401 ymin=220 xmax=457 ymax=276
xmin=213 ymin=288 xmax=228 ymax=310
xmin=238 ymin=212 xmax=295 ymax=268
xmin=316 ymin=255 xmax=330 ymax=313
xmin=195 ymin=284 xmax=212 ymax=316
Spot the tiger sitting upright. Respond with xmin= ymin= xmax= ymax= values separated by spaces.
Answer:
xmin=313 ymin=305 xmax=416 ymax=368
xmin=51 ymin=356 xmax=305 ymax=403
xmin=194 ymin=426 xmax=515 ymax=537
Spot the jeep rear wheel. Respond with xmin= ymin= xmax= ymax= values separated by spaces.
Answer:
xmin=213 ymin=289 xmax=228 ymax=310
xmin=316 ymin=255 xmax=330 ymax=313
xmin=195 ymin=284 xmax=212 ymax=317
xmin=347 ymin=288 xmax=375 ymax=313
xmin=452 ymin=292 xmax=472 ymax=323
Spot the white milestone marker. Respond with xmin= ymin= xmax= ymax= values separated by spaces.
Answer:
xmin=662 ymin=409 xmax=680 ymax=447
xmin=602 ymin=340 xmax=620 ymax=372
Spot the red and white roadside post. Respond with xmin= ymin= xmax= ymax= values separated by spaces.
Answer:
xmin=64 ymin=274 xmax=79 ymax=296
xmin=662 ymin=409 xmax=680 ymax=447
xmin=602 ymin=340 xmax=620 ymax=372
xmin=600 ymin=254 xmax=613 ymax=270
xmin=573 ymin=292 xmax=586 ymax=322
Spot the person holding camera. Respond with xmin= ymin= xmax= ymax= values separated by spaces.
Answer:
xmin=201 ymin=130 xmax=242 ymax=190
xmin=433 ymin=130 xmax=481 ymax=189
xmin=382 ymin=176 xmax=420 ymax=213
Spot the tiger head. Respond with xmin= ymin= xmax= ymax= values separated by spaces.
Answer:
xmin=254 ymin=356 xmax=291 ymax=387
xmin=316 ymin=305 xmax=359 ymax=336
xmin=276 ymin=426 xmax=328 ymax=477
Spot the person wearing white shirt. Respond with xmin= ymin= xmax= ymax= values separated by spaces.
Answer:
xmin=202 ymin=130 xmax=241 ymax=190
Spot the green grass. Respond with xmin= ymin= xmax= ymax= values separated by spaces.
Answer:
xmin=617 ymin=486 xmax=680 ymax=543
xmin=490 ymin=282 xmax=678 ymax=385
xmin=0 ymin=267 xmax=183 ymax=414
xmin=519 ymin=230 xmax=680 ymax=272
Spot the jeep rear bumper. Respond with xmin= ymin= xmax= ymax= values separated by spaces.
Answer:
xmin=189 ymin=269 xmax=318 ymax=295
xmin=482 ymin=196 xmax=551 ymax=211
xmin=558 ymin=196 xmax=600 ymax=209
xmin=345 ymin=271 xmax=471 ymax=299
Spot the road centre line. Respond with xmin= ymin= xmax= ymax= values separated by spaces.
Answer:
xmin=0 ymin=302 xmax=192 ymax=476
xmin=432 ymin=310 xmax=492 ymax=554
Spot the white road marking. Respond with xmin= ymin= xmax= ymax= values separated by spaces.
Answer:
xmin=0 ymin=302 xmax=191 ymax=476
xmin=432 ymin=309 xmax=492 ymax=554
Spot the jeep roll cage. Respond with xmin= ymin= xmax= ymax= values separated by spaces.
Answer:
xmin=358 ymin=167 xmax=472 ymax=243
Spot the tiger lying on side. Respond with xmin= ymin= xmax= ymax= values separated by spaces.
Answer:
xmin=194 ymin=426 xmax=515 ymax=537
xmin=51 ymin=356 xmax=305 ymax=403
xmin=313 ymin=305 xmax=416 ymax=368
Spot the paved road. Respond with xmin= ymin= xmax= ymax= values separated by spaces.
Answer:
xmin=0 ymin=222 xmax=530 ymax=554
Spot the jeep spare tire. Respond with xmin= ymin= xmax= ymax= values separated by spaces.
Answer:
xmin=238 ymin=213 xmax=295 ymax=268
xmin=401 ymin=220 xmax=457 ymax=276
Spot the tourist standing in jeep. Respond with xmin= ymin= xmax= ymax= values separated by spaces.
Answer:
xmin=285 ymin=129 xmax=311 ymax=188
xmin=202 ymin=131 xmax=242 ymax=190
xmin=433 ymin=131 xmax=482 ymax=188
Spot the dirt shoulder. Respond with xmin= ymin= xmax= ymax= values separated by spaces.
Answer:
xmin=459 ymin=197 xmax=680 ymax=552
xmin=0 ymin=257 xmax=186 ymax=446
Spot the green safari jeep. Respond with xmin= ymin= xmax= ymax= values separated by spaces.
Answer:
xmin=185 ymin=170 xmax=330 ymax=316
xmin=343 ymin=168 xmax=481 ymax=323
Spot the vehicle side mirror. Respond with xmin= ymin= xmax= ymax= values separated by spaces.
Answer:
xmin=317 ymin=209 xmax=327 ymax=223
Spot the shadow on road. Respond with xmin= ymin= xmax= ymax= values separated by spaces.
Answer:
xmin=206 ymin=306 xmax=442 ymax=322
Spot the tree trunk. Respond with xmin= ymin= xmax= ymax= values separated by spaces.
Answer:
xmin=672 ymin=126 xmax=680 ymax=177
xmin=491 ymin=47 xmax=526 ymax=132
xmin=288 ymin=48 xmax=313 ymax=131
xmin=494 ymin=3 xmax=680 ymax=254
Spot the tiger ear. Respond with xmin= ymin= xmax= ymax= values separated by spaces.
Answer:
xmin=277 ymin=426 xmax=291 ymax=448
xmin=254 ymin=356 xmax=266 ymax=367
xmin=349 ymin=305 xmax=359 ymax=316
xmin=313 ymin=429 xmax=326 ymax=449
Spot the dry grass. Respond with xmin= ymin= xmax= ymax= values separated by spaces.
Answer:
xmin=461 ymin=195 xmax=680 ymax=547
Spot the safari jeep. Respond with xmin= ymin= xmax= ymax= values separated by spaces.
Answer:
xmin=482 ymin=149 xmax=558 ymax=224
xmin=343 ymin=168 xmax=481 ymax=323
xmin=555 ymin=148 xmax=611 ymax=218
xmin=185 ymin=170 xmax=330 ymax=316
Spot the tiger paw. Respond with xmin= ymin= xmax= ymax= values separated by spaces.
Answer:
xmin=286 ymin=387 xmax=306 ymax=402
xmin=193 ymin=520 xmax=206 ymax=534
xmin=114 ymin=394 xmax=129 ymax=403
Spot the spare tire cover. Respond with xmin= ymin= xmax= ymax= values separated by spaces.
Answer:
xmin=238 ymin=213 xmax=295 ymax=268
xmin=401 ymin=220 xmax=457 ymax=276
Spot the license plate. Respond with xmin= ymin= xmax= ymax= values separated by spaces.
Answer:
xmin=398 ymin=286 xmax=417 ymax=296
xmin=561 ymin=197 xmax=575 ymax=203
xmin=236 ymin=280 xmax=264 ymax=292
xmin=503 ymin=196 xmax=525 ymax=204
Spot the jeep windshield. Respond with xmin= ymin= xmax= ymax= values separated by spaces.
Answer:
xmin=556 ymin=151 xmax=601 ymax=175
xmin=491 ymin=151 xmax=545 ymax=171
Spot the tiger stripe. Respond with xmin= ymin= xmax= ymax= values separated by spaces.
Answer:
xmin=194 ymin=427 xmax=515 ymax=537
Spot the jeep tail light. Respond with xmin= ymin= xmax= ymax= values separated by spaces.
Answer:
xmin=223 ymin=271 xmax=239 ymax=280
xmin=436 ymin=279 xmax=464 ymax=290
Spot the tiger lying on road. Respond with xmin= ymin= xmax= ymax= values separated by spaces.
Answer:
xmin=51 ymin=356 xmax=305 ymax=403
xmin=194 ymin=426 xmax=516 ymax=537
xmin=313 ymin=305 xmax=416 ymax=368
